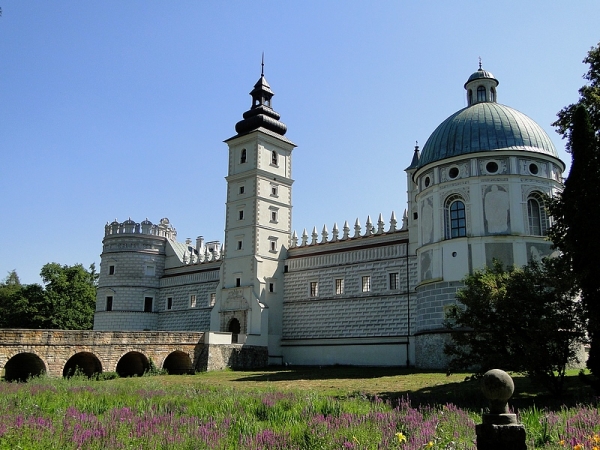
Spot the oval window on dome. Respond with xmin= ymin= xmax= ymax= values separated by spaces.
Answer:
xmin=424 ymin=176 xmax=431 ymax=188
xmin=486 ymin=161 xmax=498 ymax=174
xmin=529 ymin=163 xmax=539 ymax=175
xmin=448 ymin=167 xmax=459 ymax=179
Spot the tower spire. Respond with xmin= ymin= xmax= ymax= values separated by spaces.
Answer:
xmin=261 ymin=52 xmax=264 ymax=77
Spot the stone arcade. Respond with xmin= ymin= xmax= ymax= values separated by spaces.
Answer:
xmin=0 ymin=65 xmax=564 ymax=377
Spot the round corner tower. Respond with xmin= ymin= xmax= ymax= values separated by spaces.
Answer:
xmin=94 ymin=218 xmax=176 ymax=331
xmin=411 ymin=65 xmax=565 ymax=368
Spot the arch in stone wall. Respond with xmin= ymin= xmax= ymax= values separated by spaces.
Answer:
xmin=4 ymin=352 xmax=47 ymax=382
xmin=115 ymin=351 xmax=150 ymax=377
xmin=63 ymin=352 xmax=103 ymax=378
xmin=162 ymin=351 xmax=193 ymax=375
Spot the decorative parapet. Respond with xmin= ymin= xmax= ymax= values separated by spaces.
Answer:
xmin=290 ymin=210 xmax=408 ymax=249
xmin=104 ymin=217 xmax=177 ymax=241
xmin=181 ymin=240 xmax=223 ymax=266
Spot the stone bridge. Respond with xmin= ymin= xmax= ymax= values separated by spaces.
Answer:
xmin=0 ymin=329 xmax=268 ymax=381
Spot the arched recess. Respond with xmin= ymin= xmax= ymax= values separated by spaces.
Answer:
xmin=4 ymin=352 xmax=46 ymax=382
xmin=228 ymin=318 xmax=241 ymax=343
xmin=63 ymin=352 xmax=103 ymax=378
xmin=162 ymin=351 xmax=193 ymax=375
xmin=115 ymin=351 xmax=150 ymax=377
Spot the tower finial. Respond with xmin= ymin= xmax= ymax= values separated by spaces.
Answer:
xmin=261 ymin=52 xmax=264 ymax=77
xmin=478 ymin=56 xmax=482 ymax=70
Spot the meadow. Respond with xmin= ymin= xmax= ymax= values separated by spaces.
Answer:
xmin=0 ymin=367 xmax=598 ymax=449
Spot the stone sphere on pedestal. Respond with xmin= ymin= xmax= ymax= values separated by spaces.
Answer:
xmin=481 ymin=369 xmax=514 ymax=414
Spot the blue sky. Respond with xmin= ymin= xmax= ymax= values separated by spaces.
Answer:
xmin=1 ymin=1 xmax=599 ymax=285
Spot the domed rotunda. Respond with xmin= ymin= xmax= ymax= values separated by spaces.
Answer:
xmin=407 ymin=65 xmax=565 ymax=368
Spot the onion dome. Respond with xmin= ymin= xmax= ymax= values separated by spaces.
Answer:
xmin=234 ymin=63 xmax=287 ymax=136
xmin=417 ymin=64 xmax=559 ymax=168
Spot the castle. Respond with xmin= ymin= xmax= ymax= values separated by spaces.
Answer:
xmin=93 ymin=64 xmax=564 ymax=369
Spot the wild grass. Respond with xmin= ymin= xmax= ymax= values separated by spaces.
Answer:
xmin=0 ymin=368 xmax=598 ymax=449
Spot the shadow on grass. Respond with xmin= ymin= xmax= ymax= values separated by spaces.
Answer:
xmin=231 ymin=366 xmax=596 ymax=412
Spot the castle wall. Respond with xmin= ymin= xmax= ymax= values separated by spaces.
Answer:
xmin=281 ymin=234 xmax=418 ymax=366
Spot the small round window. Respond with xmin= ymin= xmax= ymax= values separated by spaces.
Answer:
xmin=448 ymin=167 xmax=459 ymax=179
xmin=529 ymin=163 xmax=539 ymax=175
xmin=486 ymin=161 xmax=498 ymax=174
xmin=424 ymin=176 xmax=431 ymax=187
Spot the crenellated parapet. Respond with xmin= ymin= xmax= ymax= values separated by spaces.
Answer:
xmin=290 ymin=210 xmax=408 ymax=248
xmin=104 ymin=217 xmax=177 ymax=241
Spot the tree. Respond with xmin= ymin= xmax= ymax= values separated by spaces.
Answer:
xmin=444 ymin=259 xmax=586 ymax=396
xmin=550 ymin=42 xmax=600 ymax=384
xmin=39 ymin=263 xmax=98 ymax=330
xmin=0 ymin=264 xmax=97 ymax=330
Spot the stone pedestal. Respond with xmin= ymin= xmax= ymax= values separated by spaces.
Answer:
xmin=476 ymin=369 xmax=527 ymax=450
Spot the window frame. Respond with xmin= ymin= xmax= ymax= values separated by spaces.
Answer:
xmin=335 ymin=278 xmax=345 ymax=295
xmin=361 ymin=275 xmax=371 ymax=293
xmin=445 ymin=195 xmax=467 ymax=239
xmin=106 ymin=295 xmax=113 ymax=311
xmin=144 ymin=296 xmax=153 ymax=313
xmin=309 ymin=281 xmax=319 ymax=298
xmin=189 ymin=294 xmax=197 ymax=308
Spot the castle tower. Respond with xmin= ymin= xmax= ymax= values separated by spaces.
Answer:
xmin=411 ymin=65 xmax=565 ymax=368
xmin=94 ymin=218 xmax=176 ymax=331
xmin=210 ymin=65 xmax=296 ymax=362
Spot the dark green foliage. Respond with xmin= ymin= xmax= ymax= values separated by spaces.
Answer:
xmin=549 ymin=42 xmax=600 ymax=384
xmin=0 ymin=263 xmax=97 ymax=330
xmin=444 ymin=259 xmax=586 ymax=397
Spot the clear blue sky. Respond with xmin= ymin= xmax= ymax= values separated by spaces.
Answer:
xmin=1 ymin=1 xmax=598 ymax=285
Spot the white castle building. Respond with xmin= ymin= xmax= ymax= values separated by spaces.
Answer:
xmin=93 ymin=64 xmax=564 ymax=368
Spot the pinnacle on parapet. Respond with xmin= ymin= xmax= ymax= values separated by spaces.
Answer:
xmin=321 ymin=225 xmax=329 ymax=243
xmin=311 ymin=227 xmax=319 ymax=245
xmin=377 ymin=213 xmax=385 ymax=234
xmin=301 ymin=229 xmax=308 ymax=246
xmin=342 ymin=221 xmax=350 ymax=240
xmin=365 ymin=216 xmax=374 ymax=236
xmin=402 ymin=209 xmax=408 ymax=230
xmin=354 ymin=218 xmax=361 ymax=238
xmin=291 ymin=230 xmax=298 ymax=247
xmin=332 ymin=223 xmax=339 ymax=242
xmin=390 ymin=211 xmax=398 ymax=232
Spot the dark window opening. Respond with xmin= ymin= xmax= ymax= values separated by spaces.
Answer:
xmin=236 ymin=278 xmax=241 ymax=287
xmin=477 ymin=85 xmax=486 ymax=102
xmin=167 ymin=297 xmax=173 ymax=310
xmin=240 ymin=149 xmax=247 ymax=164
xmin=144 ymin=297 xmax=153 ymax=312
xmin=109 ymin=265 xmax=115 ymax=275
xmin=106 ymin=296 xmax=113 ymax=311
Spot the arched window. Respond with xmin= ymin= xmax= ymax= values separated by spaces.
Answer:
xmin=490 ymin=87 xmax=496 ymax=102
xmin=468 ymin=89 xmax=473 ymax=105
xmin=527 ymin=192 xmax=548 ymax=236
xmin=445 ymin=195 xmax=466 ymax=239
xmin=240 ymin=149 xmax=247 ymax=164
xmin=477 ymin=86 xmax=486 ymax=102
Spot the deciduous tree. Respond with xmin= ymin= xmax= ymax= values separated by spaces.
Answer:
xmin=444 ymin=259 xmax=586 ymax=396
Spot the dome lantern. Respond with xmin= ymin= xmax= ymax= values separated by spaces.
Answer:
xmin=464 ymin=59 xmax=499 ymax=106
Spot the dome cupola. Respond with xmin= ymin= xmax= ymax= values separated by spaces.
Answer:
xmin=464 ymin=60 xmax=499 ymax=106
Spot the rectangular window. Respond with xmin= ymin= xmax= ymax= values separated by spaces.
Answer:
xmin=166 ymin=297 xmax=173 ymax=310
xmin=271 ymin=211 xmax=278 ymax=222
xmin=362 ymin=276 xmax=371 ymax=293
xmin=335 ymin=278 xmax=344 ymax=295
xmin=209 ymin=293 xmax=216 ymax=306
xmin=239 ymin=185 xmax=245 ymax=194
xmin=269 ymin=283 xmax=274 ymax=293
xmin=144 ymin=297 xmax=153 ymax=312
xmin=238 ymin=210 xmax=244 ymax=220
xmin=271 ymin=185 xmax=278 ymax=196
xmin=145 ymin=265 xmax=155 ymax=276
xmin=310 ymin=281 xmax=319 ymax=297
xmin=190 ymin=295 xmax=197 ymax=308
xmin=237 ymin=240 xmax=243 ymax=250
xmin=236 ymin=278 xmax=241 ymax=287
xmin=271 ymin=151 xmax=278 ymax=165
xmin=106 ymin=296 xmax=113 ymax=311
xmin=389 ymin=273 xmax=399 ymax=290
xmin=109 ymin=265 xmax=115 ymax=275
